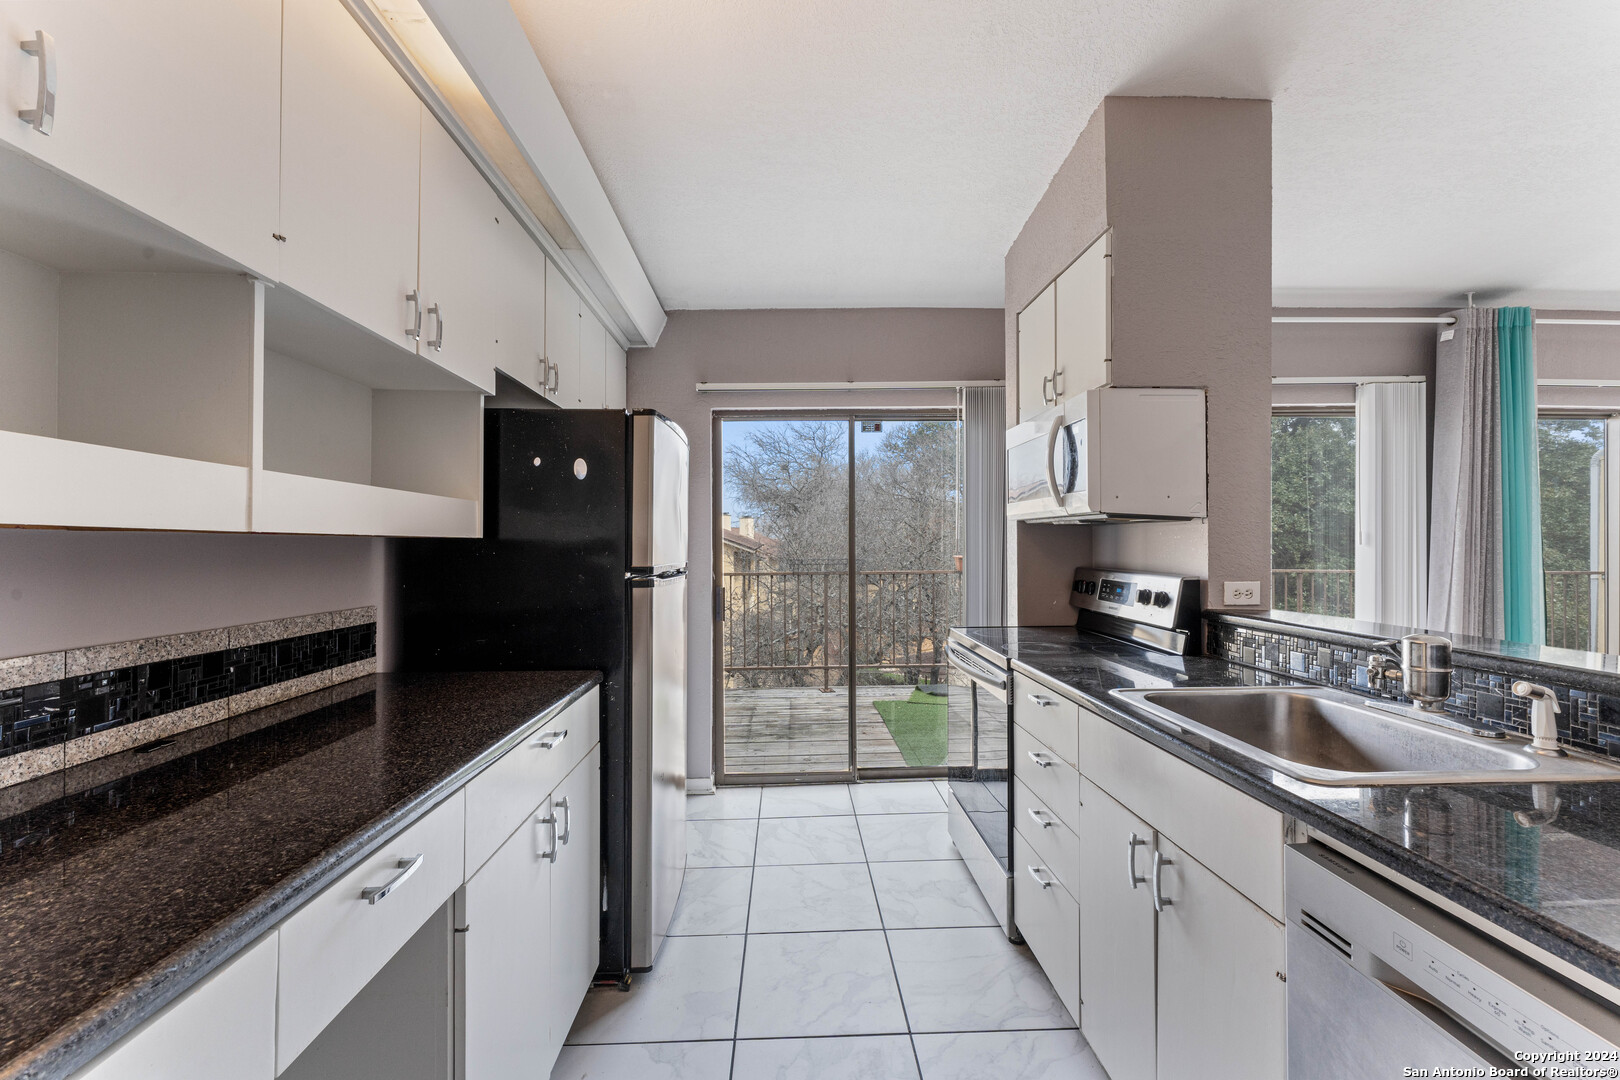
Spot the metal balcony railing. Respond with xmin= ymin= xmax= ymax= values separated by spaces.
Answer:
xmin=1272 ymin=568 xmax=1356 ymax=618
xmin=721 ymin=569 xmax=962 ymax=690
xmin=1545 ymin=569 xmax=1606 ymax=652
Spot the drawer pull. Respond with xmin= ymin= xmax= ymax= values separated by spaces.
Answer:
xmin=1026 ymin=865 xmax=1057 ymax=889
xmin=1026 ymin=751 xmax=1055 ymax=769
xmin=361 ymin=854 xmax=424 ymax=905
xmin=1126 ymin=832 xmax=1148 ymax=889
xmin=1027 ymin=693 xmax=1057 ymax=708
xmin=533 ymin=728 xmax=568 ymax=750
xmin=1027 ymin=807 xmax=1058 ymax=829
xmin=1151 ymin=850 xmax=1174 ymax=913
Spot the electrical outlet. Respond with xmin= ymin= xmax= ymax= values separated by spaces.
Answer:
xmin=1223 ymin=580 xmax=1262 ymax=606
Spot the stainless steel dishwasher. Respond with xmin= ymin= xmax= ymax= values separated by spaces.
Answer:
xmin=1287 ymin=842 xmax=1620 ymax=1075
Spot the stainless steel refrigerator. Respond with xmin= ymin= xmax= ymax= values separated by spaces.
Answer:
xmin=391 ymin=408 xmax=689 ymax=977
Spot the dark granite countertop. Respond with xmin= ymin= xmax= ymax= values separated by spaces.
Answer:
xmin=0 ymin=670 xmax=600 ymax=1080
xmin=959 ymin=625 xmax=1620 ymax=997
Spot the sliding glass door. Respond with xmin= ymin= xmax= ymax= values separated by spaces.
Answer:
xmin=715 ymin=412 xmax=963 ymax=782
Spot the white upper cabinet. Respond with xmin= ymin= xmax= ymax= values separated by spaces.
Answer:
xmin=604 ymin=337 xmax=628 ymax=410
xmin=1055 ymin=232 xmax=1110 ymax=398
xmin=0 ymin=0 xmax=282 ymax=277
xmin=418 ymin=111 xmax=507 ymax=394
xmin=492 ymin=212 xmax=549 ymax=396
xmin=576 ymin=310 xmax=606 ymax=410
xmin=543 ymin=260 xmax=580 ymax=406
xmin=279 ymin=0 xmax=422 ymax=352
xmin=1016 ymin=281 xmax=1056 ymax=422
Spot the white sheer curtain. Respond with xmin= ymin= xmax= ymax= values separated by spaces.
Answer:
xmin=1355 ymin=380 xmax=1428 ymax=626
xmin=962 ymin=386 xmax=1006 ymax=625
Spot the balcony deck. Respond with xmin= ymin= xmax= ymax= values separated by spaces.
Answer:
xmin=722 ymin=685 xmax=975 ymax=775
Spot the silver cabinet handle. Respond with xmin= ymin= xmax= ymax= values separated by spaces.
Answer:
xmin=1026 ymin=865 xmax=1056 ymax=889
xmin=1041 ymin=373 xmax=1054 ymax=404
xmin=405 ymin=290 xmax=422 ymax=340
xmin=549 ymin=360 xmax=560 ymax=393
xmin=426 ymin=303 xmax=444 ymax=351
xmin=18 ymin=31 xmax=55 ymax=135
xmin=532 ymin=728 xmax=568 ymax=750
xmin=1053 ymin=366 xmax=1065 ymax=399
xmin=556 ymin=795 xmax=571 ymax=846
xmin=1027 ymin=807 xmax=1057 ymax=829
xmin=1126 ymin=832 xmax=1148 ymax=889
xmin=536 ymin=809 xmax=558 ymax=862
xmin=1026 ymin=750 xmax=1054 ymax=769
xmin=1026 ymin=693 xmax=1057 ymax=709
xmin=361 ymin=854 xmax=423 ymax=905
xmin=1151 ymin=850 xmax=1173 ymax=913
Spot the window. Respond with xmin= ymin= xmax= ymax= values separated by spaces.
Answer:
xmin=1271 ymin=411 xmax=1356 ymax=616
xmin=1539 ymin=416 xmax=1608 ymax=651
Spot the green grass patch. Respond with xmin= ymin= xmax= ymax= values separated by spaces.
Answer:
xmin=873 ymin=687 xmax=948 ymax=767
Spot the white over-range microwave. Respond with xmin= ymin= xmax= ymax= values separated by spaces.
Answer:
xmin=1006 ymin=386 xmax=1207 ymax=523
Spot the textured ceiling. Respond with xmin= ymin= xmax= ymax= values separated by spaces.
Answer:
xmin=510 ymin=0 xmax=1620 ymax=310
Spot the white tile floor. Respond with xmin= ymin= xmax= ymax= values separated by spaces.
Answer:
xmin=555 ymin=781 xmax=1110 ymax=1080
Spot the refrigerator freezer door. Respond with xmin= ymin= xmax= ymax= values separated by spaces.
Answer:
xmin=632 ymin=414 xmax=689 ymax=573
xmin=630 ymin=572 xmax=688 ymax=968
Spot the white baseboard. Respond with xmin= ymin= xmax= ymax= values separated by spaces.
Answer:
xmin=686 ymin=776 xmax=716 ymax=796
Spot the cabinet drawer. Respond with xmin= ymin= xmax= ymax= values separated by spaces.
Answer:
xmin=1014 ymin=724 xmax=1080 ymax=832
xmin=465 ymin=687 xmax=599 ymax=876
xmin=1014 ymin=775 xmax=1080 ymax=896
xmin=1013 ymin=831 xmax=1080 ymax=1025
xmin=277 ymin=790 xmax=466 ymax=1070
xmin=1076 ymin=701 xmax=1285 ymax=919
xmin=1013 ymin=671 xmax=1079 ymax=766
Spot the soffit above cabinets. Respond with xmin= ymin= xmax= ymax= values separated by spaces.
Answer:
xmin=357 ymin=0 xmax=666 ymax=349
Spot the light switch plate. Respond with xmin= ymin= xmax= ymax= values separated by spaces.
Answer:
xmin=1223 ymin=580 xmax=1262 ymax=606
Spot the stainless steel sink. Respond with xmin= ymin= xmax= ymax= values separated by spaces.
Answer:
xmin=1109 ymin=685 xmax=1620 ymax=786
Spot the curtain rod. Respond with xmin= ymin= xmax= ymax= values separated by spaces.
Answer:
xmin=1272 ymin=375 xmax=1426 ymax=385
xmin=695 ymin=380 xmax=1002 ymax=393
xmin=1273 ymin=316 xmax=1620 ymax=327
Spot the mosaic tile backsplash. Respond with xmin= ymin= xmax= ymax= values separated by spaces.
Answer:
xmin=1206 ymin=615 xmax=1619 ymax=758
xmin=0 ymin=609 xmax=376 ymax=786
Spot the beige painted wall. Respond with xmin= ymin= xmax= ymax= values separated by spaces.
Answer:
xmin=0 ymin=531 xmax=382 ymax=660
xmin=1004 ymin=97 xmax=1273 ymax=615
xmin=628 ymin=308 xmax=1003 ymax=781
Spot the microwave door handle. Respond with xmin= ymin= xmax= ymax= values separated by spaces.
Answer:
xmin=1044 ymin=417 xmax=1064 ymax=502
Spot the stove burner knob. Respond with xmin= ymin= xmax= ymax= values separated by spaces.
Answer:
xmin=1153 ymin=590 xmax=1173 ymax=608
xmin=1136 ymin=588 xmax=1153 ymax=605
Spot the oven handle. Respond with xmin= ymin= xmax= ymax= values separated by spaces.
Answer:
xmin=947 ymin=643 xmax=1007 ymax=690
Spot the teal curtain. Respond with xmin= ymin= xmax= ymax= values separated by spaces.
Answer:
xmin=1498 ymin=306 xmax=1545 ymax=645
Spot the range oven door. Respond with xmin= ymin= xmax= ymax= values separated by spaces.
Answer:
xmin=946 ymin=639 xmax=1014 ymax=933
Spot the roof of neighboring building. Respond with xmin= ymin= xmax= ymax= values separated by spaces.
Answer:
xmin=720 ymin=525 xmax=779 ymax=557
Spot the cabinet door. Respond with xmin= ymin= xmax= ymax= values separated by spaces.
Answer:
xmin=418 ymin=111 xmax=503 ymax=393
xmin=549 ymin=745 xmax=602 ymax=1052
xmin=461 ymin=803 xmax=556 ymax=1080
xmin=575 ymin=312 xmax=606 ymax=409
xmin=1155 ymin=836 xmax=1286 ymax=1080
xmin=75 ymin=933 xmax=278 ymax=1080
xmin=1055 ymin=236 xmax=1109 ymax=397
xmin=604 ymin=337 xmax=628 ymax=410
xmin=280 ymin=0 xmax=421 ymax=350
xmin=1016 ymin=282 xmax=1056 ymax=422
xmin=0 ymin=0 xmax=281 ymax=276
xmin=493 ymin=219 xmax=549 ymax=395
xmin=1076 ymin=778 xmax=1156 ymax=1080
xmin=543 ymin=260 xmax=580 ymax=406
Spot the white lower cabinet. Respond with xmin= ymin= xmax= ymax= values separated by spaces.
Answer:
xmin=459 ymin=796 xmax=556 ymax=1078
xmin=1012 ymin=830 xmax=1079 ymax=1025
xmin=1076 ymin=776 xmax=1286 ymax=1080
xmin=1076 ymin=778 xmax=1157 ymax=1080
xmin=1154 ymin=834 xmax=1286 ymax=1080
xmin=74 ymin=933 xmax=278 ymax=1080
xmin=460 ymin=743 xmax=601 ymax=1077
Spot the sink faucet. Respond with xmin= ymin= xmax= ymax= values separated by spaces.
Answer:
xmin=1367 ymin=634 xmax=1453 ymax=712
xmin=1511 ymin=682 xmax=1566 ymax=757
